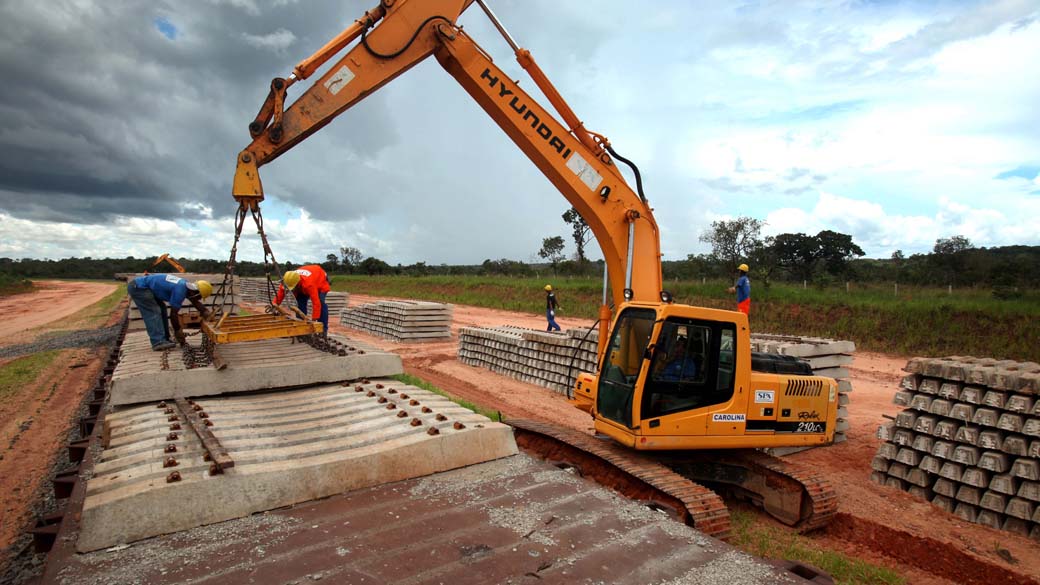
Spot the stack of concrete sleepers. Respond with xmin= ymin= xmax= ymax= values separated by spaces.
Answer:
xmin=457 ymin=326 xmax=599 ymax=395
xmin=340 ymin=301 xmax=452 ymax=342
xmin=236 ymin=277 xmax=295 ymax=309
xmin=238 ymin=277 xmax=347 ymax=321
xmin=750 ymin=333 xmax=855 ymax=443
xmin=324 ymin=292 xmax=348 ymax=319
xmin=127 ymin=273 xmax=238 ymax=331
xmin=873 ymin=356 xmax=1040 ymax=539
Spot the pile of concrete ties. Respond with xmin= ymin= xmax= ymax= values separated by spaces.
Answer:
xmin=341 ymin=300 xmax=452 ymax=342
xmin=457 ymin=326 xmax=599 ymax=395
xmin=238 ymin=277 xmax=349 ymax=318
xmin=127 ymin=273 xmax=238 ymax=331
xmin=323 ymin=292 xmax=349 ymax=319
xmin=874 ymin=356 xmax=1040 ymax=539
xmin=237 ymin=277 xmax=297 ymax=310
xmin=750 ymin=333 xmax=855 ymax=443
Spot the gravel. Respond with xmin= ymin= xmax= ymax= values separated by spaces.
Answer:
xmin=0 ymin=325 xmax=122 ymax=359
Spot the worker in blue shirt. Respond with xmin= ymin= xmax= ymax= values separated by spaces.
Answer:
xmin=127 ymin=274 xmax=213 ymax=350
xmin=544 ymin=284 xmax=561 ymax=332
xmin=728 ymin=263 xmax=751 ymax=316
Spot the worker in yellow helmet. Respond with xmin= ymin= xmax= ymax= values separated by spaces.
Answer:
xmin=727 ymin=263 xmax=751 ymax=317
xmin=544 ymin=284 xmax=562 ymax=332
xmin=274 ymin=264 xmax=331 ymax=335
xmin=126 ymin=274 xmax=212 ymax=350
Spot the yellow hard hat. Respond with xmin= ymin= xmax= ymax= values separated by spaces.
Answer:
xmin=194 ymin=280 xmax=213 ymax=299
xmin=738 ymin=263 xmax=749 ymax=272
xmin=283 ymin=270 xmax=301 ymax=289
xmin=544 ymin=284 xmax=552 ymax=292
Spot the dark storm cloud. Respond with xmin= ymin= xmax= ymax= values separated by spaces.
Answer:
xmin=0 ymin=0 xmax=402 ymax=223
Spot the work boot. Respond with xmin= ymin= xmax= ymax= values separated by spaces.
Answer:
xmin=152 ymin=341 xmax=177 ymax=351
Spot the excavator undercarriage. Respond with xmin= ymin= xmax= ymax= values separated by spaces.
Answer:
xmin=508 ymin=418 xmax=838 ymax=540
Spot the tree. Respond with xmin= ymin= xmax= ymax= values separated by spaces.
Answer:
xmin=339 ymin=246 xmax=362 ymax=273
xmin=769 ymin=230 xmax=862 ymax=281
xmin=699 ymin=217 xmax=764 ymax=268
xmin=772 ymin=232 xmax=819 ymax=282
xmin=932 ymin=235 xmax=975 ymax=285
xmin=815 ymin=230 xmax=864 ymax=276
xmin=359 ymin=257 xmax=391 ymax=275
xmin=562 ymin=207 xmax=592 ymax=264
xmin=538 ymin=236 xmax=566 ymax=274
xmin=324 ymin=253 xmax=339 ymax=272
xmin=933 ymin=235 xmax=974 ymax=256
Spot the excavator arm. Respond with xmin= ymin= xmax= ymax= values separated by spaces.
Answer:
xmin=231 ymin=0 xmax=840 ymax=535
xmin=233 ymin=0 xmax=663 ymax=329
xmin=144 ymin=253 xmax=187 ymax=275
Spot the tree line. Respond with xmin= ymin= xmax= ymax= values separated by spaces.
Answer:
xmin=1 ymin=214 xmax=1036 ymax=293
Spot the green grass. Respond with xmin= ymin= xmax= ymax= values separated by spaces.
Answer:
xmin=0 ymin=351 xmax=62 ymax=402
xmin=729 ymin=510 xmax=905 ymax=585
xmin=332 ymin=275 xmax=1040 ymax=361
xmin=0 ymin=273 xmax=33 ymax=296
xmin=391 ymin=373 xmax=502 ymax=422
xmin=58 ymin=285 xmax=126 ymax=329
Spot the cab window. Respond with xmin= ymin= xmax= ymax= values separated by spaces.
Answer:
xmin=597 ymin=308 xmax=655 ymax=427
xmin=641 ymin=318 xmax=736 ymax=419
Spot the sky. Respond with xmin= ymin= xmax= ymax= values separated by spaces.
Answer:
xmin=0 ymin=0 xmax=1038 ymax=265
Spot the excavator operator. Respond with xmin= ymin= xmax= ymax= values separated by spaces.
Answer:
xmin=273 ymin=265 xmax=331 ymax=334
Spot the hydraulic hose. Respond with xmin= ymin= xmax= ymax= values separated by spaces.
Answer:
xmin=605 ymin=144 xmax=647 ymax=203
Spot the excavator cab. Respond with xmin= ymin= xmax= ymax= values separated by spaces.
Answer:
xmin=575 ymin=302 xmax=837 ymax=452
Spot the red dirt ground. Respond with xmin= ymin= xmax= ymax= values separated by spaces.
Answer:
xmin=330 ymin=293 xmax=1040 ymax=585
xmin=0 ymin=281 xmax=117 ymax=346
xmin=2 ymin=285 xmax=1036 ymax=584
xmin=0 ymin=281 xmax=122 ymax=556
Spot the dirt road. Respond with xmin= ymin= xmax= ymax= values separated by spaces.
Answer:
xmin=0 ymin=281 xmax=117 ymax=345
xmin=331 ymin=293 xmax=1040 ymax=585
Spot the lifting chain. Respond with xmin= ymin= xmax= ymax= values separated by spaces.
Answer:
xmin=180 ymin=331 xmax=213 ymax=370
xmin=299 ymin=333 xmax=349 ymax=357
xmin=210 ymin=201 xmax=285 ymax=324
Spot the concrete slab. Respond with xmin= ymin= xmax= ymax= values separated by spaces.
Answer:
xmin=78 ymin=378 xmax=518 ymax=552
xmin=48 ymin=454 xmax=813 ymax=585
xmin=109 ymin=331 xmax=402 ymax=405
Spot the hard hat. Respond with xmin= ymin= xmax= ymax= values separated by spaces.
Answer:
xmin=283 ymin=270 xmax=301 ymax=289
xmin=738 ymin=263 xmax=749 ymax=272
xmin=544 ymin=284 xmax=552 ymax=292
xmin=194 ymin=280 xmax=213 ymax=299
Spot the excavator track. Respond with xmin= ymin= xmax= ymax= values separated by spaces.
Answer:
xmin=507 ymin=419 xmax=733 ymax=540
xmin=657 ymin=450 xmax=838 ymax=533
xmin=507 ymin=419 xmax=838 ymax=538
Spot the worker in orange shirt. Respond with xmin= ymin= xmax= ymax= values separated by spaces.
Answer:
xmin=273 ymin=265 xmax=331 ymax=335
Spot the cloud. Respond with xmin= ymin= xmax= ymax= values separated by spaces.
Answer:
xmin=763 ymin=192 xmax=1040 ymax=256
xmin=241 ymin=28 xmax=296 ymax=52
xmin=0 ymin=0 xmax=1037 ymax=265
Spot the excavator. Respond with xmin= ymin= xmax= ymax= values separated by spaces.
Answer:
xmin=142 ymin=253 xmax=187 ymax=275
xmin=229 ymin=0 xmax=838 ymax=538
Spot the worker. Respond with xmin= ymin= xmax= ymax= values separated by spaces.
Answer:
xmin=727 ymin=263 xmax=751 ymax=316
xmin=544 ymin=284 xmax=561 ymax=332
xmin=274 ymin=265 xmax=331 ymax=335
xmin=126 ymin=274 xmax=212 ymax=351
xmin=658 ymin=337 xmax=698 ymax=382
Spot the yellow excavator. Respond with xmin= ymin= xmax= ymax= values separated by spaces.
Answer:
xmin=230 ymin=0 xmax=838 ymax=538
xmin=142 ymin=253 xmax=187 ymax=275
